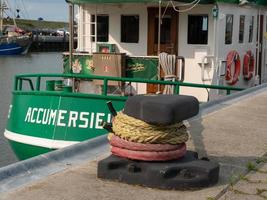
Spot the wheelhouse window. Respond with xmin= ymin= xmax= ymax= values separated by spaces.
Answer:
xmin=239 ymin=15 xmax=245 ymax=43
xmin=225 ymin=15 xmax=234 ymax=44
xmin=91 ymin=15 xmax=109 ymax=42
xmin=154 ymin=16 xmax=171 ymax=44
xmin=121 ymin=15 xmax=139 ymax=43
xmin=248 ymin=16 xmax=254 ymax=43
xmin=187 ymin=15 xmax=208 ymax=44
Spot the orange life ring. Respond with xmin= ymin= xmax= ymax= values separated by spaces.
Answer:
xmin=243 ymin=50 xmax=255 ymax=81
xmin=225 ymin=50 xmax=241 ymax=85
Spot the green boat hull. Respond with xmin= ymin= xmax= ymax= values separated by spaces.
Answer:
xmin=8 ymin=140 xmax=54 ymax=160
xmin=5 ymin=91 xmax=125 ymax=160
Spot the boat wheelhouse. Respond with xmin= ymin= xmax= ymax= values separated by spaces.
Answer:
xmin=64 ymin=0 xmax=267 ymax=101
xmin=5 ymin=0 xmax=267 ymax=160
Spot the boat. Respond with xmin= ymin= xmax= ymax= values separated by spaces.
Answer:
xmin=0 ymin=1 xmax=31 ymax=55
xmin=4 ymin=0 xmax=267 ymax=160
xmin=0 ymin=26 xmax=31 ymax=55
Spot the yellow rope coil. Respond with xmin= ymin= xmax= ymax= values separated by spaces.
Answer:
xmin=112 ymin=112 xmax=189 ymax=145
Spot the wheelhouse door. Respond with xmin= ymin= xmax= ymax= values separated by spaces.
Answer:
xmin=147 ymin=7 xmax=178 ymax=55
xmin=147 ymin=7 xmax=178 ymax=93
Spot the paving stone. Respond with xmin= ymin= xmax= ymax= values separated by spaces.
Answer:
xmin=222 ymin=190 xmax=263 ymax=200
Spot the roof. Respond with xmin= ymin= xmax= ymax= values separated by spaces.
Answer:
xmin=66 ymin=0 xmax=266 ymax=6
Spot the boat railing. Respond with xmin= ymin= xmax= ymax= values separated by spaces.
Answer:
xmin=14 ymin=73 xmax=244 ymax=97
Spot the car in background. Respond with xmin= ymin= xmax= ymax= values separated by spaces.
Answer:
xmin=56 ymin=29 xmax=69 ymax=36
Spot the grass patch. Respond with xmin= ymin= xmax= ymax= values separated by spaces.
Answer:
xmin=246 ymin=162 xmax=257 ymax=171
xmin=206 ymin=197 xmax=215 ymax=200
xmin=3 ymin=19 xmax=68 ymax=30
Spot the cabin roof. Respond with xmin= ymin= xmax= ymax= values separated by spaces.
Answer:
xmin=66 ymin=0 xmax=266 ymax=6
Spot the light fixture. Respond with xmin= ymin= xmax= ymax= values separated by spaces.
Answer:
xmin=239 ymin=0 xmax=249 ymax=6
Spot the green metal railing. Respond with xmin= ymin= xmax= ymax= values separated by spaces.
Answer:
xmin=14 ymin=73 xmax=244 ymax=96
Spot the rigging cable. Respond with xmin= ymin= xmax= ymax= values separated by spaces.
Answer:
xmin=170 ymin=0 xmax=199 ymax=7
xmin=170 ymin=0 xmax=201 ymax=13
xmin=4 ymin=0 xmax=17 ymax=26
xmin=20 ymin=0 xmax=29 ymax=19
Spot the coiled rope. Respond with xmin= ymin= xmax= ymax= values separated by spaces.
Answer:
xmin=112 ymin=112 xmax=189 ymax=145
xmin=159 ymin=52 xmax=177 ymax=94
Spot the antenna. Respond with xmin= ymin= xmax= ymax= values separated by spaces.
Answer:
xmin=16 ymin=8 xmax=20 ymax=18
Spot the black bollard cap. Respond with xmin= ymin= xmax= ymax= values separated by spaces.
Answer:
xmin=124 ymin=95 xmax=199 ymax=125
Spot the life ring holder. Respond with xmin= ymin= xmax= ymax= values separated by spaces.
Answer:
xmin=243 ymin=50 xmax=255 ymax=81
xmin=225 ymin=50 xmax=241 ymax=85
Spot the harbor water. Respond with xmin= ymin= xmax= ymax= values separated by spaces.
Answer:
xmin=0 ymin=53 xmax=62 ymax=167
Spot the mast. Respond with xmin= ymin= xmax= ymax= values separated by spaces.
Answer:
xmin=0 ymin=0 xmax=3 ymax=32
xmin=68 ymin=2 xmax=74 ymax=73
xmin=0 ymin=0 xmax=8 ymax=32
xmin=157 ymin=0 xmax=162 ymax=92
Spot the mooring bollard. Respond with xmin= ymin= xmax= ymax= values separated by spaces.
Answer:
xmin=98 ymin=95 xmax=220 ymax=190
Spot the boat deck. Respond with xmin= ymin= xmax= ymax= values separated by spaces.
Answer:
xmin=1 ymin=85 xmax=267 ymax=200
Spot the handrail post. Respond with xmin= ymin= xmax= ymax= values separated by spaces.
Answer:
xmin=36 ymin=76 xmax=41 ymax=91
xmin=29 ymin=79 xmax=34 ymax=91
xmin=174 ymin=83 xmax=180 ymax=94
xmin=14 ymin=77 xmax=18 ymax=91
xmin=19 ymin=79 xmax=22 ymax=90
xmin=177 ymin=56 xmax=185 ymax=82
xmin=103 ymin=79 xmax=108 ymax=95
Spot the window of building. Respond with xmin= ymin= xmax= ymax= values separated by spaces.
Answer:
xmin=121 ymin=15 xmax=139 ymax=43
xmin=91 ymin=15 xmax=109 ymax=42
xmin=225 ymin=15 xmax=234 ymax=44
xmin=248 ymin=16 xmax=254 ymax=43
xmin=239 ymin=15 xmax=245 ymax=43
xmin=187 ymin=15 xmax=208 ymax=44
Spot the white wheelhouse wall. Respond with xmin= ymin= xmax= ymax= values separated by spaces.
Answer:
xmin=261 ymin=9 xmax=267 ymax=83
xmin=178 ymin=4 xmax=215 ymax=101
xmin=77 ymin=3 xmax=150 ymax=55
xmin=75 ymin=2 xmax=267 ymax=102
xmin=216 ymin=3 xmax=258 ymax=88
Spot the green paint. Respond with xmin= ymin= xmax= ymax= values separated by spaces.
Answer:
xmin=256 ymin=0 xmax=267 ymax=5
xmin=15 ymin=73 xmax=244 ymax=93
xmin=63 ymin=86 xmax=73 ymax=92
xmin=126 ymin=57 xmax=158 ymax=80
xmin=7 ymin=93 xmax=125 ymax=142
xmin=8 ymin=140 xmax=53 ymax=160
xmin=63 ymin=54 xmax=94 ymax=75
xmin=46 ymin=80 xmax=55 ymax=91
xmin=63 ymin=54 xmax=158 ymax=80
xmin=7 ymin=73 xmax=244 ymax=159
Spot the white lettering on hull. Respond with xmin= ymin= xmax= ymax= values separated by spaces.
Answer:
xmin=24 ymin=107 xmax=112 ymax=130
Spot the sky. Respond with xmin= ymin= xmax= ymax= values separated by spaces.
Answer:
xmin=6 ymin=0 xmax=68 ymax=22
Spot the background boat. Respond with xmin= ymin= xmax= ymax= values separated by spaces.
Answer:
xmin=0 ymin=34 xmax=31 ymax=55
xmin=0 ymin=0 xmax=31 ymax=55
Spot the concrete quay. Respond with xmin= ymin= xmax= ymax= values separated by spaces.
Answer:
xmin=0 ymin=85 xmax=267 ymax=200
